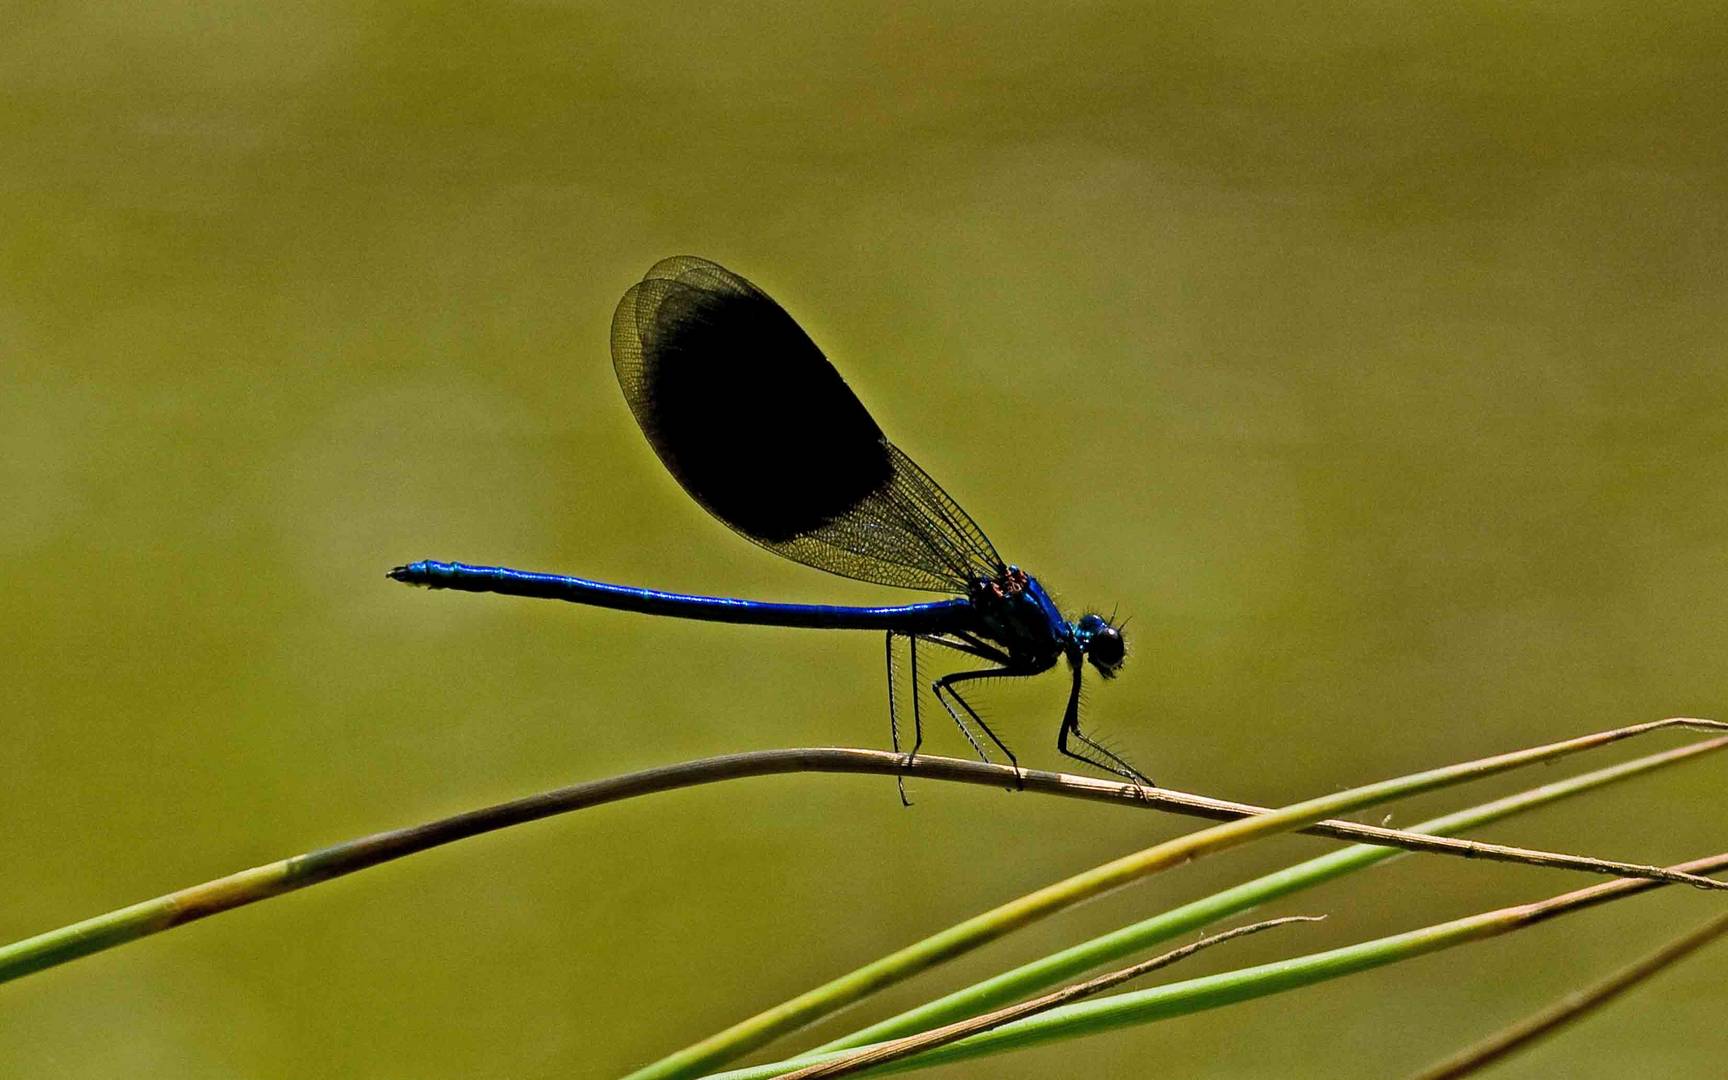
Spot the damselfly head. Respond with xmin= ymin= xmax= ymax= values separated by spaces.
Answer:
xmin=1075 ymin=612 xmax=1126 ymax=678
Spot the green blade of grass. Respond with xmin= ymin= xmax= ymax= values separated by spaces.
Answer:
xmin=628 ymin=717 xmax=1726 ymax=1079
xmin=711 ymin=851 xmax=1728 ymax=1078
xmin=782 ymin=916 xmax=1325 ymax=1080
xmin=803 ymin=734 xmax=1728 ymax=1056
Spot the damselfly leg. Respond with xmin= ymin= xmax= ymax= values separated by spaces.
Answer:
xmin=933 ymin=669 xmax=1024 ymax=788
xmin=1058 ymin=665 xmax=1153 ymax=786
xmin=884 ymin=632 xmax=928 ymax=806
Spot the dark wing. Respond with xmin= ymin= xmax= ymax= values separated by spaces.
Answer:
xmin=610 ymin=256 xmax=1001 ymax=593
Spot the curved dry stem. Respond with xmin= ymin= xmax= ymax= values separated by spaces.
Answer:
xmin=1409 ymin=910 xmax=1728 ymax=1079
xmin=3 ymin=721 xmax=1722 ymax=990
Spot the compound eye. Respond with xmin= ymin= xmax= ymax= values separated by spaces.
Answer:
xmin=1086 ymin=622 xmax=1126 ymax=675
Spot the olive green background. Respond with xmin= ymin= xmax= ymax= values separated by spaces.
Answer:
xmin=5 ymin=4 xmax=1727 ymax=1077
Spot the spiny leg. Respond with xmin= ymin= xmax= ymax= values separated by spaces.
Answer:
xmin=909 ymin=639 xmax=999 ymax=762
xmin=915 ymin=638 xmax=1019 ymax=777
xmin=884 ymin=632 xmax=909 ymax=806
xmin=1065 ymin=726 xmax=1152 ymax=788
xmin=884 ymin=632 xmax=929 ymax=806
xmin=914 ymin=634 xmax=1011 ymax=768
xmin=908 ymin=633 xmax=924 ymax=765
xmin=1057 ymin=663 xmax=1154 ymax=787
xmin=935 ymin=681 xmax=994 ymax=766
xmin=917 ymin=632 xmax=1010 ymax=666
xmin=933 ymin=668 xmax=1024 ymax=788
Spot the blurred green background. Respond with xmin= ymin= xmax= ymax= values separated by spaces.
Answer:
xmin=5 ymin=3 xmax=1727 ymax=1077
